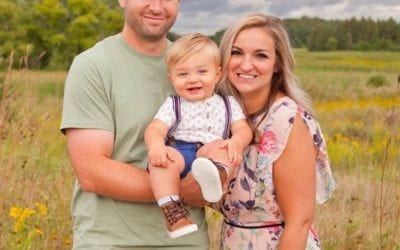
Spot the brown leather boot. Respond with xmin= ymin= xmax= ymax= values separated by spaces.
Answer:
xmin=160 ymin=199 xmax=198 ymax=238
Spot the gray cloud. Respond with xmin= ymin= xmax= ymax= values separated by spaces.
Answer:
xmin=180 ymin=0 xmax=229 ymax=12
xmin=172 ymin=0 xmax=400 ymax=35
xmin=351 ymin=0 xmax=400 ymax=5
xmin=268 ymin=0 xmax=345 ymax=16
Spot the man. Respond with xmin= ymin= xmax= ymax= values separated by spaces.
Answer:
xmin=60 ymin=0 xmax=209 ymax=249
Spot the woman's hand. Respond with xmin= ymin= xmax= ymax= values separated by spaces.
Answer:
xmin=218 ymin=139 xmax=243 ymax=167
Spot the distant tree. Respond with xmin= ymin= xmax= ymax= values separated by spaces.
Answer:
xmin=211 ymin=29 xmax=226 ymax=46
xmin=167 ymin=32 xmax=180 ymax=42
xmin=374 ymin=39 xmax=396 ymax=51
xmin=284 ymin=16 xmax=322 ymax=48
xmin=362 ymin=18 xmax=379 ymax=43
xmin=326 ymin=37 xmax=338 ymax=50
xmin=4 ymin=2 xmax=400 ymax=69
xmin=333 ymin=23 xmax=353 ymax=50
xmin=0 ymin=0 xmax=27 ymax=67
xmin=25 ymin=0 xmax=69 ymax=68
xmin=378 ymin=18 xmax=400 ymax=43
xmin=308 ymin=23 xmax=333 ymax=51
xmin=102 ymin=0 xmax=120 ymax=9
xmin=66 ymin=0 xmax=102 ymax=65
xmin=24 ymin=0 xmax=123 ymax=69
xmin=353 ymin=40 xmax=374 ymax=51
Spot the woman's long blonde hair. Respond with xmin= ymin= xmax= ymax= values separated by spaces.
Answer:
xmin=218 ymin=13 xmax=315 ymax=120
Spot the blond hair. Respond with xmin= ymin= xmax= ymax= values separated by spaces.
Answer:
xmin=166 ymin=33 xmax=221 ymax=73
xmin=218 ymin=13 xmax=315 ymax=118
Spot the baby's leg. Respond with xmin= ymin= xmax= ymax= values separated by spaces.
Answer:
xmin=192 ymin=140 xmax=235 ymax=202
xmin=197 ymin=140 xmax=230 ymax=166
xmin=149 ymin=146 xmax=184 ymax=201
xmin=149 ymin=147 xmax=198 ymax=238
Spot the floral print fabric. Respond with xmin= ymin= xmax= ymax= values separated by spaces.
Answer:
xmin=220 ymin=97 xmax=336 ymax=249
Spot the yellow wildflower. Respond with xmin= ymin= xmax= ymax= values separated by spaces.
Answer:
xmin=21 ymin=207 xmax=36 ymax=219
xmin=13 ymin=221 xmax=23 ymax=233
xmin=35 ymin=229 xmax=44 ymax=236
xmin=64 ymin=238 xmax=72 ymax=245
xmin=9 ymin=207 xmax=23 ymax=219
xmin=35 ymin=202 xmax=48 ymax=215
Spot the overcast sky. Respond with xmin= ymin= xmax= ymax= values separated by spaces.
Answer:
xmin=171 ymin=0 xmax=400 ymax=35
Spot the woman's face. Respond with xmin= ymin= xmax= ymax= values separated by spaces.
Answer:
xmin=227 ymin=27 xmax=277 ymax=100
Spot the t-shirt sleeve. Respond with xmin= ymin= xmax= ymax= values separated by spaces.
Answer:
xmin=60 ymin=54 xmax=114 ymax=133
xmin=154 ymin=96 xmax=176 ymax=128
xmin=228 ymin=96 xmax=246 ymax=122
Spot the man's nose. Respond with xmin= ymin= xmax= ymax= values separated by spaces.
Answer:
xmin=148 ymin=0 xmax=162 ymax=13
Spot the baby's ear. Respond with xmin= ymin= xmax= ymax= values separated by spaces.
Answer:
xmin=214 ymin=66 xmax=222 ymax=85
xmin=216 ymin=66 xmax=222 ymax=77
xmin=118 ymin=0 xmax=127 ymax=8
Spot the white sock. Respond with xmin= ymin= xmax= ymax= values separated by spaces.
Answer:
xmin=157 ymin=195 xmax=179 ymax=207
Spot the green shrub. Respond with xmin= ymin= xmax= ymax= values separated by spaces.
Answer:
xmin=366 ymin=74 xmax=389 ymax=87
xmin=37 ymin=81 xmax=64 ymax=100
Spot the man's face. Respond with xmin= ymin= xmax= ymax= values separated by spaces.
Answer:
xmin=120 ymin=0 xmax=180 ymax=41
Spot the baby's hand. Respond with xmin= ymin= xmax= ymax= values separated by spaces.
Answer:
xmin=148 ymin=145 xmax=169 ymax=168
xmin=219 ymin=139 xmax=244 ymax=167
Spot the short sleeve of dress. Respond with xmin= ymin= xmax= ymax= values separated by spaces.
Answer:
xmin=257 ymin=97 xmax=336 ymax=204
xmin=300 ymin=108 xmax=336 ymax=204
xmin=228 ymin=96 xmax=246 ymax=122
xmin=257 ymin=100 xmax=297 ymax=168
xmin=154 ymin=96 xmax=176 ymax=128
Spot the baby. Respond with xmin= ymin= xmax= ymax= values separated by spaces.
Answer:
xmin=145 ymin=33 xmax=252 ymax=238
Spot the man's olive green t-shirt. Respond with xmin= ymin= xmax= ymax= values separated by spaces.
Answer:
xmin=60 ymin=34 xmax=208 ymax=249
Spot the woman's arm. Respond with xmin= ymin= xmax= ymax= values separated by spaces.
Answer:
xmin=273 ymin=114 xmax=317 ymax=250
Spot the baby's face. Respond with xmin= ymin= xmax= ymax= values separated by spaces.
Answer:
xmin=168 ymin=52 xmax=221 ymax=102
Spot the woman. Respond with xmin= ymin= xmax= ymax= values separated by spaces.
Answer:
xmin=217 ymin=13 xmax=336 ymax=249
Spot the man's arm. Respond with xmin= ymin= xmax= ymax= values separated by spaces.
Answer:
xmin=66 ymin=128 xmax=206 ymax=207
xmin=66 ymin=128 xmax=155 ymax=202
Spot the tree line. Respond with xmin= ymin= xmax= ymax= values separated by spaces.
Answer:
xmin=1 ymin=0 xmax=399 ymax=70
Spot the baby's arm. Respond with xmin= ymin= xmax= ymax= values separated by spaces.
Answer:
xmin=144 ymin=119 xmax=171 ymax=168
xmin=223 ymin=119 xmax=253 ymax=166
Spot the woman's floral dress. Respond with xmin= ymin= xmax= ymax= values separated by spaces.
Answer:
xmin=220 ymin=97 xmax=336 ymax=250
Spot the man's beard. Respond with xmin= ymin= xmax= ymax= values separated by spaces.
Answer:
xmin=127 ymin=17 xmax=176 ymax=42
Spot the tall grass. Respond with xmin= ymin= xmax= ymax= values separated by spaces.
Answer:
xmin=0 ymin=51 xmax=399 ymax=249
xmin=300 ymin=50 xmax=400 ymax=249
xmin=0 ymin=69 xmax=72 ymax=249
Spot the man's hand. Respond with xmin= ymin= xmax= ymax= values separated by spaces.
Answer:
xmin=180 ymin=173 xmax=209 ymax=207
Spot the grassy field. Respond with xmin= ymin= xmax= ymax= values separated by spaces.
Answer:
xmin=0 ymin=50 xmax=399 ymax=249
